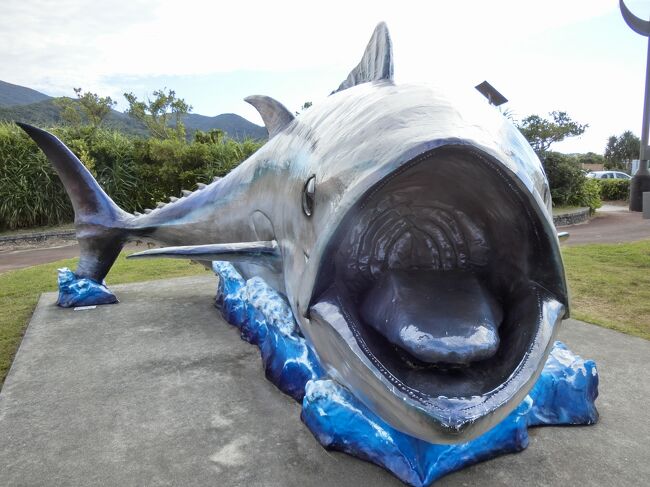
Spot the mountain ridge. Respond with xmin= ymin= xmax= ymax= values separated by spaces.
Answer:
xmin=0 ymin=80 xmax=52 ymax=107
xmin=0 ymin=80 xmax=267 ymax=141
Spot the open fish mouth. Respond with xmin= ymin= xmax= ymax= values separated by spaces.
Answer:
xmin=308 ymin=146 xmax=566 ymax=442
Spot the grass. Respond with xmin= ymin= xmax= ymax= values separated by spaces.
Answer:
xmin=0 ymin=253 xmax=207 ymax=387
xmin=562 ymin=240 xmax=650 ymax=340
xmin=552 ymin=205 xmax=583 ymax=215
xmin=1 ymin=241 xmax=649 ymax=388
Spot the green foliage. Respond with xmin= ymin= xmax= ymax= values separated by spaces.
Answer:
xmin=543 ymin=151 xmax=601 ymax=212
xmin=124 ymin=88 xmax=192 ymax=140
xmin=0 ymin=122 xmax=73 ymax=229
xmin=575 ymin=152 xmax=605 ymax=167
xmin=193 ymin=129 xmax=224 ymax=144
xmin=53 ymin=97 xmax=82 ymax=126
xmin=75 ymin=88 xmax=117 ymax=128
xmin=53 ymin=88 xmax=117 ymax=128
xmin=573 ymin=178 xmax=602 ymax=213
xmin=598 ymin=179 xmax=630 ymax=201
xmin=0 ymin=122 xmax=263 ymax=230
xmin=604 ymin=131 xmax=639 ymax=170
xmin=517 ymin=111 xmax=587 ymax=157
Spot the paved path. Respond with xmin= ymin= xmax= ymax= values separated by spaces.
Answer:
xmin=559 ymin=205 xmax=649 ymax=246
xmin=0 ymin=242 xmax=80 ymax=273
xmin=0 ymin=243 xmax=141 ymax=273
xmin=1 ymin=203 xmax=648 ymax=273
xmin=0 ymin=276 xmax=648 ymax=486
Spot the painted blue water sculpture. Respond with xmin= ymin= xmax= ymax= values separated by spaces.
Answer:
xmin=212 ymin=262 xmax=598 ymax=487
xmin=213 ymin=261 xmax=324 ymax=401
xmin=56 ymin=267 xmax=118 ymax=307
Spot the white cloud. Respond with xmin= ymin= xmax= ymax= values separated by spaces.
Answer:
xmin=0 ymin=0 xmax=617 ymax=83
xmin=0 ymin=0 xmax=648 ymax=152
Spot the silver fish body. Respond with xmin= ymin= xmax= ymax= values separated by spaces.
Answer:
xmin=19 ymin=23 xmax=567 ymax=444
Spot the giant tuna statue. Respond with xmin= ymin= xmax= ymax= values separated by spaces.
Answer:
xmin=18 ymin=23 xmax=598 ymax=485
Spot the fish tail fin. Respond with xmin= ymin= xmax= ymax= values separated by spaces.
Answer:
xmin=17 ymin=123 xmax=130 ymax=282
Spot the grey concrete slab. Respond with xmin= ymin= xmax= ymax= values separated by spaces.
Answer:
xmin=0 ymin=276 xmax=648 ymax=487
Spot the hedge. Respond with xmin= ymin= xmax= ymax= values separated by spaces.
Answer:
xmin=0 ymin=123 xmax=263 ymax=230
xmin=598 ymin=179 xmax=630 ymax=201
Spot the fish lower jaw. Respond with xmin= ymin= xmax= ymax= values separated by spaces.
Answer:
xmin=308 ymin=281 xmax=564 ymax=443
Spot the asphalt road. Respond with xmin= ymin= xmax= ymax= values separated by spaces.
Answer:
xmin=0 ymin=242 xmax=141 ymax=273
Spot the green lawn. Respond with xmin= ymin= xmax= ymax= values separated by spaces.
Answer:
xmin=0 ymin=253 xmax=207 ymax=386
xmin=552 ymin=205 xmax=583 ymax=215
xmin=562 ymin=240 xmax=650 ymax=340
xmin=1 ymin=241 xmax=649 ymax=388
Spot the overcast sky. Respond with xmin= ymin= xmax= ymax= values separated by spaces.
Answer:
xmin=1 ymin=0 xmax=649 ymax=154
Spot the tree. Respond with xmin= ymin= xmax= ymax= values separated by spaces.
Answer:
xmin=193 ymin=128 xmax=224 ymax=144
xmin=124 ymin=88 xmax=192 ymax=140
xmin=604 ymin=131 xmax=639 ymax=170
xmin=53 ymin=97 xmax=82 ymax=126
xmin=517 ymin=111 xmax=587 ymax=158
xmin=53 ymin=88 xmax=116 ymax=128
xmin=575 ymin=152 xmax=605 ymax=167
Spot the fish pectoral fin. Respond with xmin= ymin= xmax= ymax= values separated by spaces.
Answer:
xmin=127 ymin=240 xmax=281 ymax=270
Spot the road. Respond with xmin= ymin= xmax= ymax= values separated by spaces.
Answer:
xmin=1 ymin=205 xmax=648 ymax=273
xmin=0 ymin=242 xmax=140 ymax=274
xmin=560 ymin=204 xmax=650 ymax=246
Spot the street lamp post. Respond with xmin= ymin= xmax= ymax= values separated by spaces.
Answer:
xmin=620 ymin=0 xmax=650 ymax=212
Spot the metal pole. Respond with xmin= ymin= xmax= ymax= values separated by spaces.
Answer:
xmin=640 ymin=33 xmax=650 ymax=168
xmin=620 ymin=0 xmax=650 ymax=211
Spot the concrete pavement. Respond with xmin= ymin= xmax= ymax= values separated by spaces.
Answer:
xmin=0 ymin=276 xmax=648 ymax=486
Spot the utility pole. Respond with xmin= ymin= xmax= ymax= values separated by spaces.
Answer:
xmin=620 ymin=0 xmax=650 ymax=211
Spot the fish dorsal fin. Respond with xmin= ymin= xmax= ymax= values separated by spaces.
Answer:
xmin=244 ymin=95 xmax=295 ymax=138
xmin=332 ymin=22 xmax=394 ymax=94
xmin=127 ymin=240 xmax=281 ymax=270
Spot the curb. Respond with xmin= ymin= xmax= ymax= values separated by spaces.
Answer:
xmin=0 ymin=230 xmax=76 ymax=244
xmin=553 ymin=208 xmax=590 ymax=227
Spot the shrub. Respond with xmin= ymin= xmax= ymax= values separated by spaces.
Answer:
xmin=0 ymin=122 xmax=263 ymax=230
xmin=0 ymin=123 xmax=73 ymax=229
xmin=542 ymin=151 xmax=601 ymax=213
xmin=598 ymin=179 xmax=629 ymax=201
xmin=569 ymin=177 xmax=601 ymax=213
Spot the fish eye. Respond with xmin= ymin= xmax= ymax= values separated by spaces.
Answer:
xmin=302 ymin=175 xmax=316 ymax=217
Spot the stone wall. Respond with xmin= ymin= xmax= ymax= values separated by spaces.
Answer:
xmin=553 ymin=207 xmax=590 ymax=227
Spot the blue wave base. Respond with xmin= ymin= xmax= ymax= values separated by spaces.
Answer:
xmin=56 ymin=267 xmax=118 ymax=307
xmin=212 ymin=262 xmax=599 ymax=486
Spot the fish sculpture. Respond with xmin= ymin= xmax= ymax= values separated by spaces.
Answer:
xmin=18 ymin=22 xmax=568 ymax=445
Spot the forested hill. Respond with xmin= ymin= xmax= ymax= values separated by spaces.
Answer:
xmin=0 ymin=80 xmax=51 ymax=107
xmin=0 ymin=80 xmax=267 ymax=141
